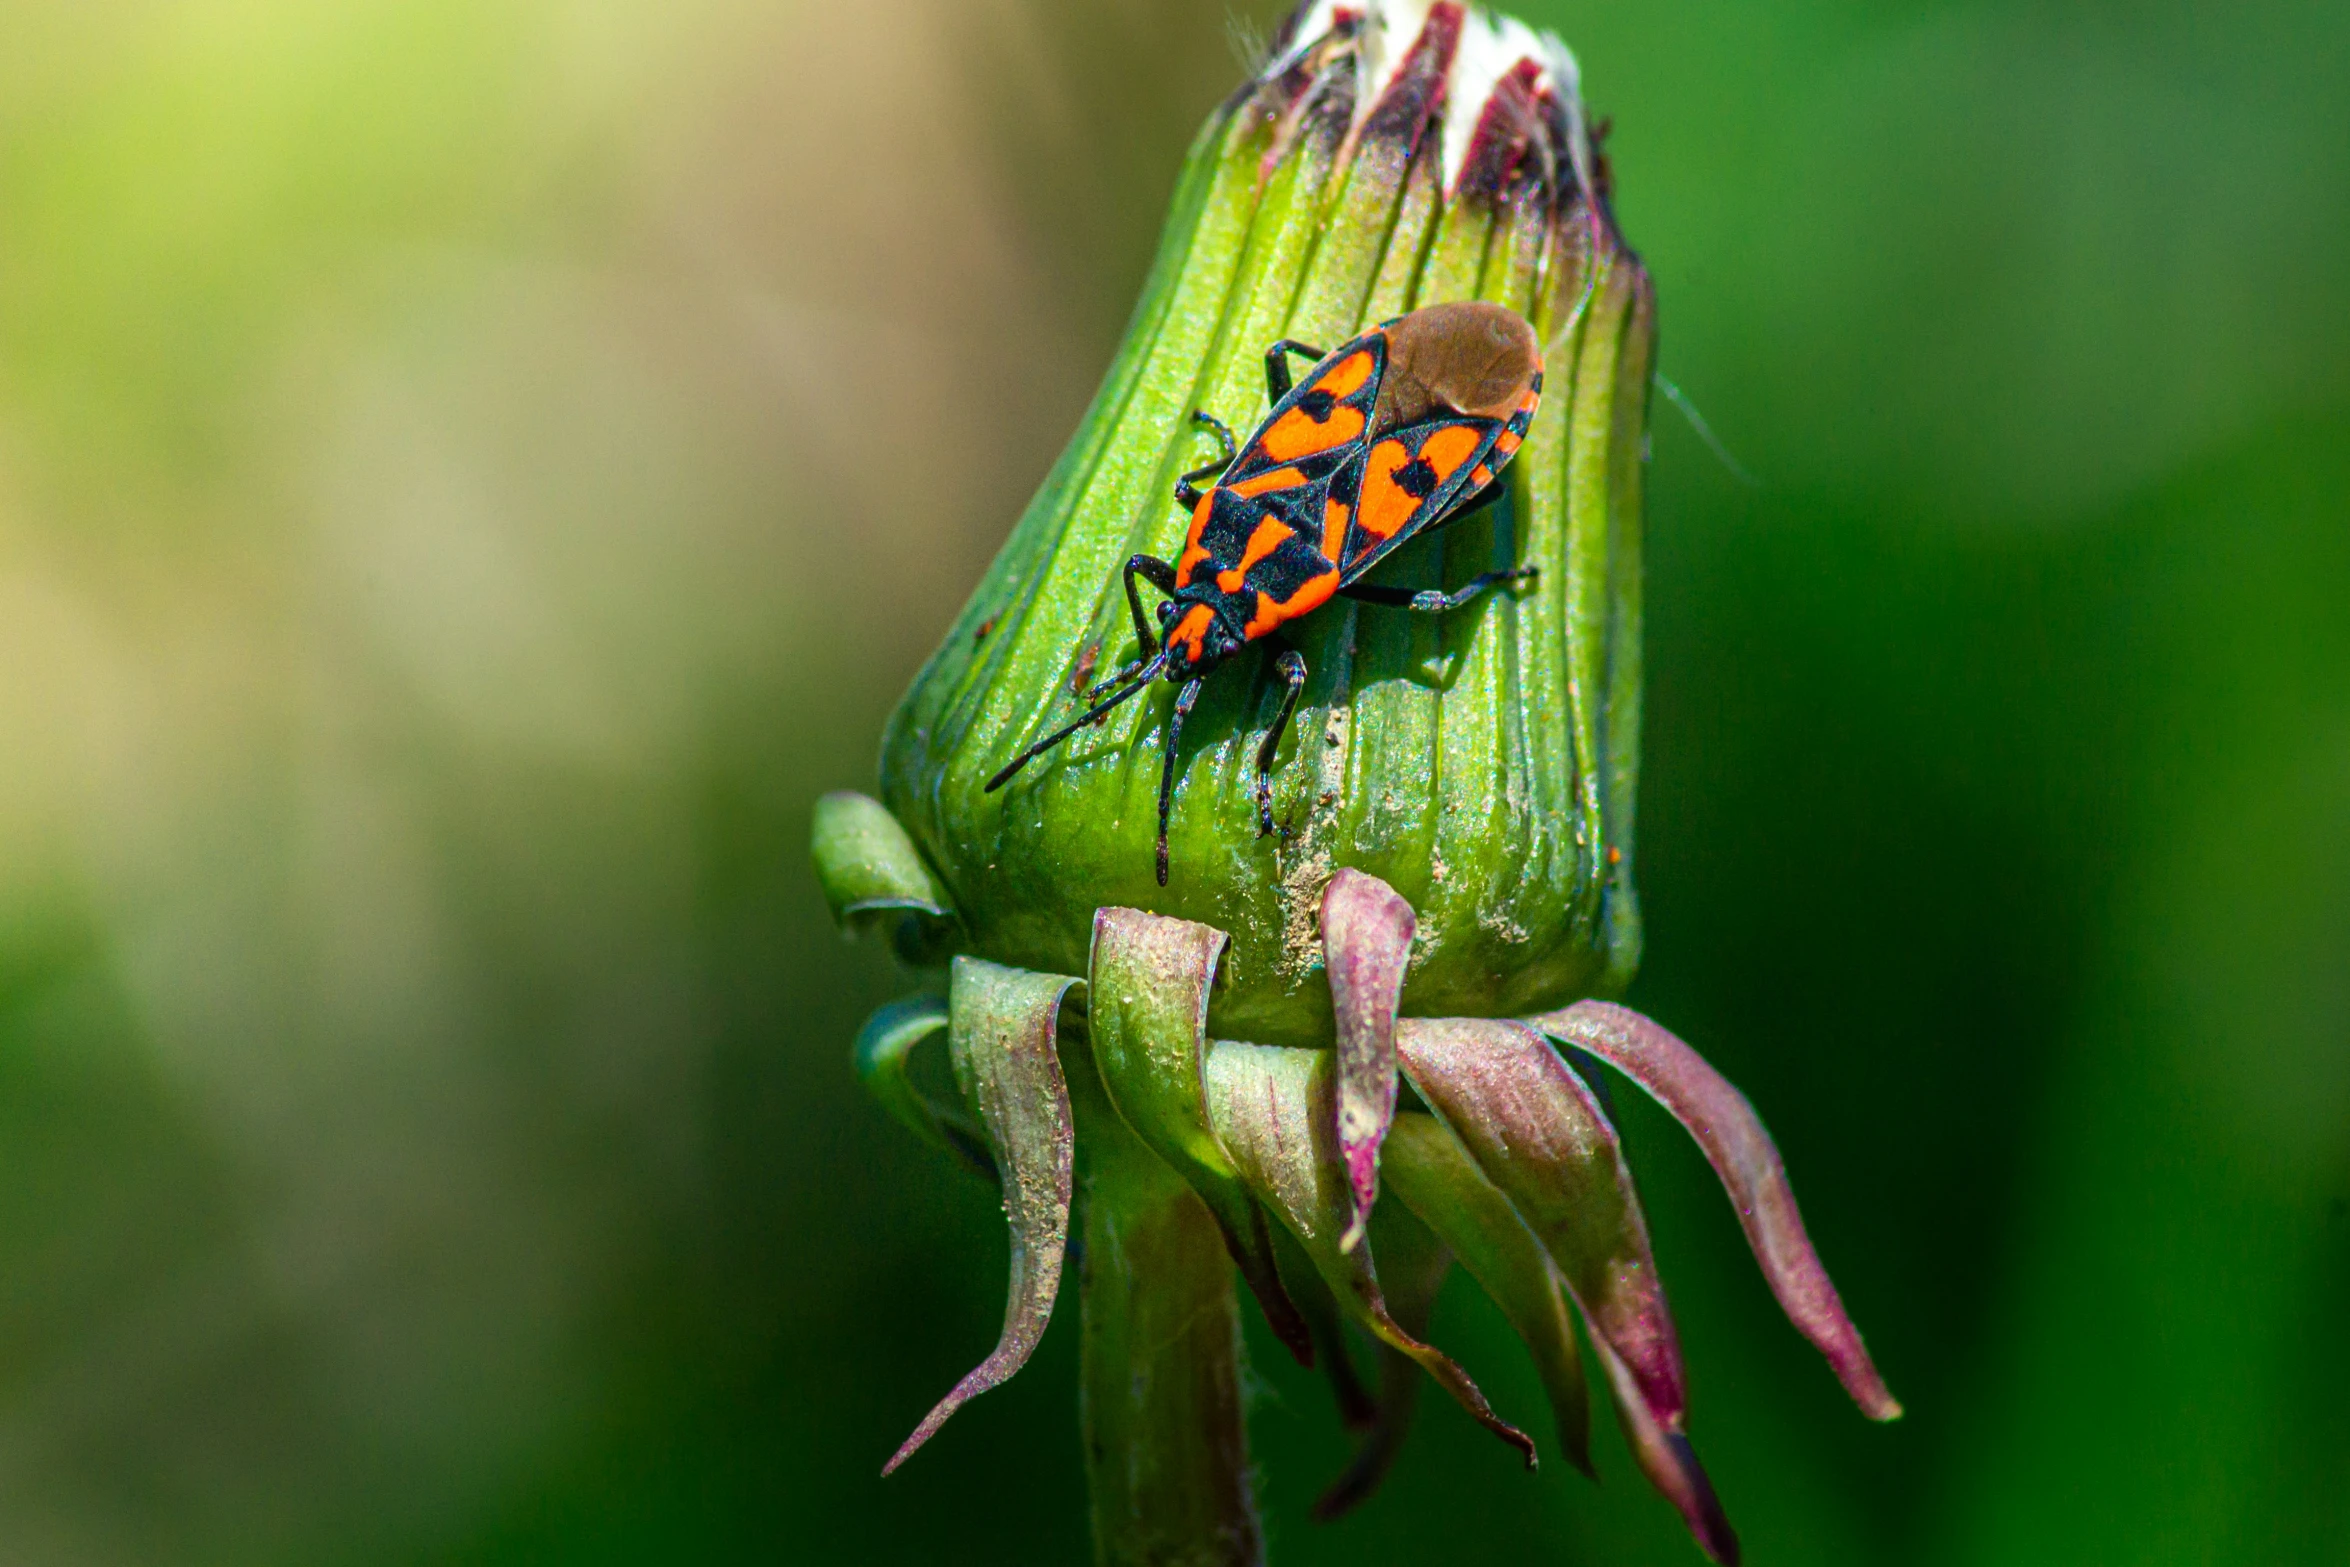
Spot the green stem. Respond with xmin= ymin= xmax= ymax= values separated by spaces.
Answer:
xmin=1067 ymin=1033 xmax=1263 ymax=1567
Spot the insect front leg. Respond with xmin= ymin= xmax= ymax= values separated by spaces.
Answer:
xmin=1083 ymin=555 xmax=1180 ymax=699
xmin=1157 ymin=676 xmax=1206 ymax=887
xmin=1254 ymin=648 xmax=1308 ymax=838
xmin=1173 ymin=411 xmax=1238 ymax=507
xmin=1261 ymin=339 xmax=1326 ymax=403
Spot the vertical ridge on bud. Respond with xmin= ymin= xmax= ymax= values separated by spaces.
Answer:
xmin=1598 ymin=273 xmax=1656 ymax=990
xmin=1563 ymin=251 xmax=1648 ymax=957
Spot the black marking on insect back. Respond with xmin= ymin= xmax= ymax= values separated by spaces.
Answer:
xmin=1297 ymin=387 xmax=1338 ymax=421
xmin=1198 ymin=492 xmax=1269 ymax=566
xmin=1329 ymin=452 xmax=1363 ymax=508
xmin=1251 ymin=532 xmax=1337 ymax=601
xmin=1394 ymin=456 xmax=1440 ymax=500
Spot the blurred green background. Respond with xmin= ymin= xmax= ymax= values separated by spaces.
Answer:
xmin=1 ymin=1 xmax=2344 ymax=1562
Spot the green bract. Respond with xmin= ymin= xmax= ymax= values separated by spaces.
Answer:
xmin=816 ymin=6 xmax=1897 ymax=1564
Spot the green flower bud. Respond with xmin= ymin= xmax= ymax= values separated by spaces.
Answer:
xmin=878 ymin=0 xmax=1652 ymax=1046
xmin=818 ymin=6 xmax=1897 ymax=1562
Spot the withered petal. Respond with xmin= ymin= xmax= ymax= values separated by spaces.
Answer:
xmin=1587 ymin=1326 xmax=1741 ymax=1565
xmin=1383 ymin=1110 xmax=1594 ymax=1477
xmin=1202 ymin=1038 xmax=1536 ymax=1467
xmin=1395 ymin=1017 xmax=1688 ymax=1431
xmin=1526 ymin=1002 xmax=1902 ymax=1420
xmin=884 ymin=957 xmax=1079 ymax=1475
xmin=1321 ymin=869 xmax=1415 ymax=1250
xmin=1087 ymin=906 xmax=1315 ymax=1365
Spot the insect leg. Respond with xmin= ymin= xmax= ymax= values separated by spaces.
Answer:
xmin=1173 ymin=411 xmax=1239 ymax=507
xmin=1120 ymin=555 xmax=1179 ymax=658
xmin=1262 ymin=339 xmax=1326 ymax=402
xmin=1077 ymin=556 xmax=1182 ymax=701
xmin=1156 ymin=677 xmax=1205 ymax=886
xmin=1253 ymin=648 xmax=1308 ymax=838
xmin=1338 ymin=566 xmax=1539 ymax=614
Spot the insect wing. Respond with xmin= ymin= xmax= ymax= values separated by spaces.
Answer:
xmin=1331 ymin=416 xmax=1505 ymax=577
xmin=1226 ymin=331 xmax=1387 ymax=484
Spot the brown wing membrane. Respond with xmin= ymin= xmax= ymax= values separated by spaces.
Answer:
xmin=1338 ymin=417 xmax=1503 ymax=574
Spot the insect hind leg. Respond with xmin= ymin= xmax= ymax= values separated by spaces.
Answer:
xmin=1339 ymin=566 xmax=1539 ymax=614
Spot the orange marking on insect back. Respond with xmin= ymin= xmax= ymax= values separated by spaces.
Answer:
xmin=1243 ymin=568 xmax=1337 ymax=639
xmin=1312 ymin=349 xmax=1377 ymax=400
xmin=1166 ymin=602 xmax=1216 ymax=665
xmin=1216 ymin=515 xmax=1291 ymax=592
xmin=1260 ymin=401 xmax=1366 ymax=463
xmin=1231 ymin=465 xmax=1308 ymax=498
xmin=1469 ymin=464 xmax=1493 ymax=488
xmin=1355 ymin=439 xmax=1419 ymax=542
xmin=1174 ymin=493 xmax=1216 ymax=586
xmin=1322 ymin=497 xmax=1351 ymax=561
xmin=1493 ymin=429 xmax=1522 ymax=456
xmin=1420 ymin=423 xmax=1484 ymax=481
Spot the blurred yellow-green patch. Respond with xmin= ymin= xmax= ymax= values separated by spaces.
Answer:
xmin=0 ymin=1 xmax=2344 ymax=1563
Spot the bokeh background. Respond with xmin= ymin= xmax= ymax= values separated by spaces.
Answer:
xmin=1 ymin=1 xmax=2344 ymax=1562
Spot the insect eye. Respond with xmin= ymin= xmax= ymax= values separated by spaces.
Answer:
xmin=1157 ymin=600 xmax=1176 ymax=625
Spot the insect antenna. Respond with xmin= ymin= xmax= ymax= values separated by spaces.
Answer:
xmin=984 ymin=653 xmax=1169 ymax=792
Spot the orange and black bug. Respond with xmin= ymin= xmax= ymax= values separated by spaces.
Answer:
xmin=986 ymin=300 xmax=1544 ymax=885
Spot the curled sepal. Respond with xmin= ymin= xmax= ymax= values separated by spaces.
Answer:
xmin=883 ymin=957 xmax=1079 ymax=1474
xmin=1382 ymin=1111 xmax=1593 ymax=1478
xmin=1527 ymin=1002 xmax=1902 ymax=1421
xmin=1201 ymin=1039 xmax=1536 ymax=1468
xmin=1322 ymin=869 xmax=1413 ymax=1252
xmin=1311 ymin=1197 xmax=1452 ymax=1522
xmin=1588 ymin=1324 xmax=1741 ymax=1565
xmin=852 ymin=993 xmax=993 ymax=1181
xmin=812 ymin=791 xmax=958 ymax=961
xmin=1087 ymin=907 xmax=1315 ymax=1366
xmin=1395 ymin=1018 xmax=1687 ymax=1432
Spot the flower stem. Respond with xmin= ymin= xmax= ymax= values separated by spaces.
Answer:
xmin=1069 ymin=1032 xmax=1263 ymax=1567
